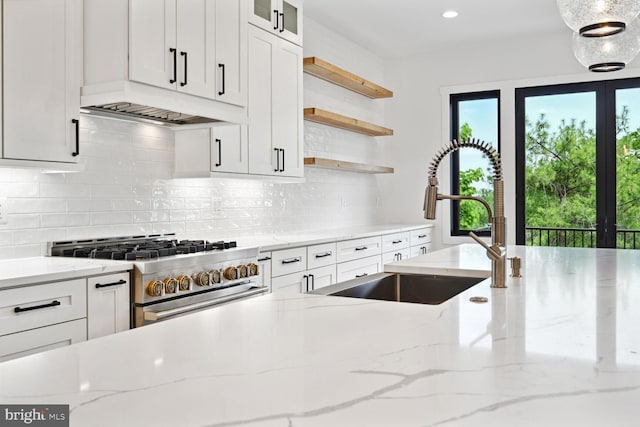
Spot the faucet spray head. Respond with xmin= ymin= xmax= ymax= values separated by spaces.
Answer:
xmin=424 ymin=177 xmax=438 ymax=219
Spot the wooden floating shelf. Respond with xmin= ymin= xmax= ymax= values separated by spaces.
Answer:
xmin=304 ymin=108 xmax=393 ymax=137
xmin=303 ymin=57 xmax=393 ymax=99
xmin=304 ymin=157 xmax=394 ymax=174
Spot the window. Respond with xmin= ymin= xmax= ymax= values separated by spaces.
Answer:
xmin=449 ymin=91 xmax=500 ymax=237
xmin=515 ymin=77 xmax=640 ymax=249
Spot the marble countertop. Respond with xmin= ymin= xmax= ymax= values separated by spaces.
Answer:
xmin=1 ymin=244 xmax=640 ymax=426
xmin=0 ymin=257 xmax=134 ymax=290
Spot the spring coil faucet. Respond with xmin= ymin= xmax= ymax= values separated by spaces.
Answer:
xmin=424 ymin=138 xmax=507 ymax=288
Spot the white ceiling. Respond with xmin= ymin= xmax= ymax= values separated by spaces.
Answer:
xmin=303 ymin=0 xmax=569 ymax=59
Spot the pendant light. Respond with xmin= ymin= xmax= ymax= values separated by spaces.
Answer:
xmin=557 ymin=0 xmax=640 ymax=37
xmin=572 ymin=17 xmax=640 ymax=71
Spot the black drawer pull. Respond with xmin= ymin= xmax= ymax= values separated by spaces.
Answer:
xmin=315 ymin=252 xmax=332 ymax=258
xmin=180 ymin=51 xmax=188 ymax=86
xmin=281 ymin=257 xmax=301 ymax=264
xmin=15 ymin=300 xmax=61 ymax=313
xmin=95 ymin=279 xmax=127 ymax=289
xmin=418 ymin=234 xmax=427 ymax=238
xmin=273 ymin=9 xmax=279 ymax=30
xmin=258 ymin=256 xmax=272 ymax=262
xmin=392 ymin=240 xmax=403 ymax=244
xmin=71 ymin=119 xmax=80 ymax=157
xmin=215 ymin=138 xmax=222 ymax=167
xmin=169 ymin=48 xmax=177 ymax=83
xmin=355 ymin=273 xmax=368 ymax=278
xmin=218 ymin=63 xmax=225 ymax=96
xmin=355 ymin=246 xmax=368 ymax=251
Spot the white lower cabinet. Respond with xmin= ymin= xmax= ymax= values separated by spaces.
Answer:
xmin=410 ymin=244 xmax=431 ymax=258
xmin=258 ymin=251 xmax=272 ymax=291
xmin=382 ymin=248 xmax=411 ymax=264
xmin=272 ymin=264 xmax=337 ymax=294
xmin=0 ymin=271 xmax=130 ymax=362
xmin=87 ymin=272 xmax=130 ymax=339
xmin=336 ymin=255 xmax=382 ymax=283
xmin=0 ymin=319 xmax=86 ymax=363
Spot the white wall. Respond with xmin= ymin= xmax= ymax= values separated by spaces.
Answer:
xmin=380 ymin=30 xmax=640 ymax=249
xmin=0 ymin=19 xmax=388 ymax=259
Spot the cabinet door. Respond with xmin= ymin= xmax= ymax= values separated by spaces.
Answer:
xmin=337 ymin=255 xmax=382 ymax=283
xmin=382 ymin=248 xmax=411 ymax=264
xmin=305 ymin=265 xmax=337 ymax=292
xmin=273 ymin=37 xmax=303 ymax=177
xmin=176 ymin=0 xmax=217 ymax=98
xmin=215 ymin=0 xmax=247 ymax=106
xmin=211 ymin=125 xmax=248 ymax=174
xmin=0 ymin=319 xmax=86 ymax=363
xmin=3 ymin=0 xmax=82 ymax=163
xmin=174 ymin=128 xmax=212 ymax=178
xmin=410 ymin=244 xmax=431 ymax=258
xmin=271 ymin=271 xmax=305 ymax=294
xmin=247 ymin=26 xmax=278 ymax=176
xmin=129 ymin=0 xmax=177 ymax=90
xmin=249 ymin=0 xmax=302 ymax=46
xmin=247 ymin=27 xmax=303 ymax=177
xmin=87 ymin=273 xmax=130 ymax=339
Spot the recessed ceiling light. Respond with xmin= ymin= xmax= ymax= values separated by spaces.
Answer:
xmin=442 ymin=10 xmax=458 ymax=19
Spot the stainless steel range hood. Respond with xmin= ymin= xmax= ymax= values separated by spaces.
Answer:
xmin=80 ymin=81 xmax=247 ymax=127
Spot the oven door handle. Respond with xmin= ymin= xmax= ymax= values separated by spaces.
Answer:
xmin=143 ymin=287 xmax=268 ymax=322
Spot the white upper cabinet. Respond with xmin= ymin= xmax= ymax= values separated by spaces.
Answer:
xmin=249 ymin=0 xmax=302 ymax=46
xmin=129 ymin=0 xmax=246 ymax=106
xmin=247 ymin=26 xmax=303 ymax=177
xmin=2 ymin=0 xmax=82 ymax=163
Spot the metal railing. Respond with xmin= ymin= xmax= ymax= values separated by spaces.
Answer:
xmin=525 ymin=227 xmax=640 ymax=249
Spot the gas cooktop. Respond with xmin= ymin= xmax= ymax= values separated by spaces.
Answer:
xmin=48 ymin=234 xmax=238 ymax=261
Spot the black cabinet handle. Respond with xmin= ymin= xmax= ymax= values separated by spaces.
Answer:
xmin=180 ymin=51 xmax=188 ymax=86
xmin=273 ymin=9 xmax=279 ymax=30
xmin=95 ymin=279 xmax=127 ymax=289
xmin=15 ymin=300 xmax=61 ymax=313
xmin=169 ymin=48 xmax=177 ymax=83
xmin=309 ymin=274 xmax=315 ymax=291
xmin=315 ymin=252 xmax=332 ymax=258
xmin=215 ymin=138 xmax=222 ymax=167
xmin=71 ymin=119 xmax=80 ymax=157
xmin=355 ymin=273 xmax=368 ymax=278
xmin=218 ymin=63 xmax=225 ymax=96
xmin=279 ymin=12 xmax=285 ymax=33
xmin=274 ymin=147 xmax=280 ymax=172
xmin=258 ymin=256 xmax=272 ymax=262
xmin=355 ymin=246 xmax=368 ymax=251
xmin=280 ymin=148 xmax=285 ymax=172
xmin=392 ymin=240 xmax=403 ymax=244
xmin=281 ymin=257 xmax=301 ymax=264
xmin=418 ymin=234 xmax=427 ymax=238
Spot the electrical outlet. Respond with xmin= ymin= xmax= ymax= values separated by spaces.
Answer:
xmin=0 ymin=198 xmax=7 ymax=225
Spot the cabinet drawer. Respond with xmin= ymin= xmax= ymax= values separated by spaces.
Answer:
xmin=307 ymin=242 xmax=337 ymax=269
xmin=382 ymin=248 xmax=411 ymax=264
xmin=87 ymin=272 xmax=130 ymax=339
xmin=336 ymin=236 xmax=382 ymax=263
xmin=0 ymin=279 xmax=87 ymax=337
xmin=410 ymin=244 xmax=432 ymax=258
xmin=0 ymin=319 xmax=86 ymax=363
xmin=271 ymin=247 xmax=307 ymax=277
xmin=410 ymin=227 xmax=432 ymax=246
xmin=337 ymin=255 xmax=382 ymax=282
xmin=382 ymin=232 xmax=410 ymax=252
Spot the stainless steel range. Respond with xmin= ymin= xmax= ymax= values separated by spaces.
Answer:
xmin=48 ymin=235 xmax=268 ymax=327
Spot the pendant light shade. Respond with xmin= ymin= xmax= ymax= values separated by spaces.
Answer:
xmin=557 ymin=0 xmax=640 ymax=37
xmin=572 ymin=17 xmax=640 ymax=71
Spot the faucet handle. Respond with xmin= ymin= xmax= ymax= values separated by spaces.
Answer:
xmin=468 ymin=232 xmax=503 ymax=261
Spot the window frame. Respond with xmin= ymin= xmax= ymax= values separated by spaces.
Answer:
xmin=449 ymin=90 xmax=501 ymax=237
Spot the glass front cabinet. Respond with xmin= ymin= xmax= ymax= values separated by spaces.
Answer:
xmin=249 ymin=0 xmax=302 ymax=46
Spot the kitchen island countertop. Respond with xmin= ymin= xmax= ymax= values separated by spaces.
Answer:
xmin=1 ymin=244 xmax=639 ymax=426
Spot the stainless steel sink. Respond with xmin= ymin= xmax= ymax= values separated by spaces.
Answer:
xmin=309 ymin=272 xmax=485 ymax=305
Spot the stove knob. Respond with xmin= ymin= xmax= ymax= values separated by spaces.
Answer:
xmin=194 ymin=272 xmax=210 ymax=287
xmin=163 ymin=277 xmax=178 ymax=294
xmin=210 ymin=269 xmax=222 ymax=284
xmin=223 ymin=266 xmax=237 ymax=280
xmin=247 ymin=263 xmax=259 ymax=276
xmin=177 ymin=274 xmax=191 ymax=291
xmin=237 ymin=264 xmax=248 ymax=278
xmin=146 ymin=280 xmax=163 ymax=297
